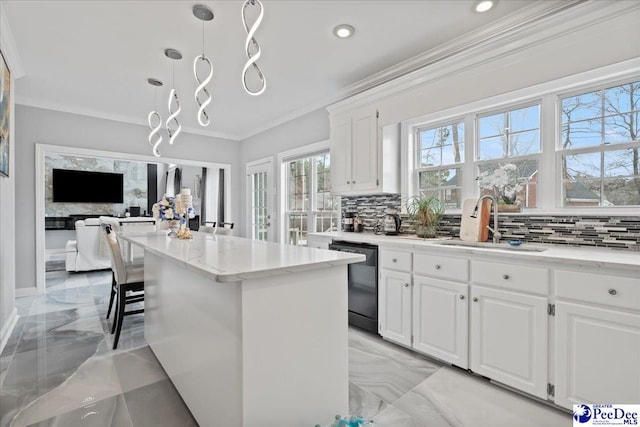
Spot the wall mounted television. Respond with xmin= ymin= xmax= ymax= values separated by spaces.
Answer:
xmin=53 ymin=169 xmax=124 ymax=203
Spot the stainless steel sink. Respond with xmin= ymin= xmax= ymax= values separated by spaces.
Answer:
xmin=434 ymin=240 xmax=548 ymax=252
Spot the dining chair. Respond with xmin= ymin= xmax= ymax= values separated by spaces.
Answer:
xmin=104 ymin=225 xmax=145 ymax=350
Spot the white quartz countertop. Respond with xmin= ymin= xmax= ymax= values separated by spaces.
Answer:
xmin=119 ymin=231 xmax=365 ymax=282
xmin=310 ymin=232 xmax=640 ymax=271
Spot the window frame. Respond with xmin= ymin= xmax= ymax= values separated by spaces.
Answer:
xmin=556 ymin=79 xmax=640 ymax=208
xmin=277 ymin=140 xmax=339 ymax=245
xmin=401 ymin=65 xmax=640 ymax=215
xmin=414 ymin=118 xmax=465 ymax=209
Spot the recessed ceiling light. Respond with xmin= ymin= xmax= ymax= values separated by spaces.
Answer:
xmin=333 ymin=24 xmax=355 ymax=39
xmin=474 ymin=0 xmax=494 ymax=13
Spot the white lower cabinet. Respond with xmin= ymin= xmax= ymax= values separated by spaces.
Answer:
xmin=554 ymin=301 xmax=640 ymax=409
xmin=378 ymin=269 xmax=412 ymax=346
xmin=470 ymin=285 xmax=548 ymax=400
xmin=412 ymin=275 xmax=468 ymax=369
xmin=372 ymin=244 xmax=639 ymax=409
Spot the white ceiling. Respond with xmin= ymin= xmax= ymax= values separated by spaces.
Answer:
xmin=5 ymin=0 xmax=568 ymax=141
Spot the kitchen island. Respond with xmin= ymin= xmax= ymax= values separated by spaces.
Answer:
xmin=119 ymin=231 xmax=365 ymax=427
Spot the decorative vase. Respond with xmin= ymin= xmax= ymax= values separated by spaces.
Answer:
xmin=497 ymin=204 xmax=521 ymax=213
xmin=167 ymin=220 xmax=180 ymax=237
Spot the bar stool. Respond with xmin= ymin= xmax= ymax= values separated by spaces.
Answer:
xmin=104 ymin=225 xmax=144 ymax=350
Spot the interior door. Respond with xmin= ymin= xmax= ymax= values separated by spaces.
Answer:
xmin=246 ymin=159 xmax=274 ymax=242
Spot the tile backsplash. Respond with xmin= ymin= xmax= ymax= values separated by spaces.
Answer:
xmin=342 ymin=194 xmax=640 ymax=251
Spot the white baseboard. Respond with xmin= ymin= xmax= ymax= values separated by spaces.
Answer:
xmin=0 ymin=307 xmax=18 ymax=355
xmin=15 ymin=287 xmax=39 ymax=297
xmin=46 ymin=248 xmax=66 ymax=255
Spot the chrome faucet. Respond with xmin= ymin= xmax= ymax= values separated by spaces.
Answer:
xmin=470 ymin=195 xmax=502 ymax=244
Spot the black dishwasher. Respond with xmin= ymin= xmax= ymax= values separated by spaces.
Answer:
xmin=328 ymin=240 xmax=378 ymax=334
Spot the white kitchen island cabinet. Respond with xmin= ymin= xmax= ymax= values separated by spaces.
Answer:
xmin=120 ymin=231 xmax=365 ymax=427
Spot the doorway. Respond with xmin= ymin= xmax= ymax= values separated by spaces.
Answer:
xmin=246 ymin=158 xmax=274 ymax=242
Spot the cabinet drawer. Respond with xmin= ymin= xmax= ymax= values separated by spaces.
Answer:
xmin=554 ymin=270 xmax=640 ymax=311
xmin=413 ymin=253 xmax=468 ymax=282
xmin=472 ymin=260 xmax=548 ymax=295
xmin=380 ymin=249 xmax=412 ymax=272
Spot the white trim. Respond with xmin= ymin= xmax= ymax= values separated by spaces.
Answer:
xmin=245 ymin=157 xmax=275 ymax=242
xmin=35 ymin=143 xmax=232 ymax=293
xmin=277 ymin=140 xmax=331 ymax=244
xmin=0 ymin=307 xmax=18 ymax=356
xmin=15 ymin=287 xmax=37 ymax=297
xmin=245 ymin=156 xmax=274 ymax=169
xmin=0 ymin=2 xmax=25 ymax=78
xmin=328 ymin=1 xmax=640 ymax=116
xmin=19 ymin=97 xmax=242 ymax=142
xmin=278 ymin=140 xmax=330 ymax=162
xmin=236 ymin=0 xmax=602 ymax=140
xmin=402 ymin=60 xmax=640 ymax=216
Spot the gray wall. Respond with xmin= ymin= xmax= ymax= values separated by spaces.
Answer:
xmin=0 ymin=16 xmax=16 ymax=344
xmin=15 ymin=105 xmax=241 ymax=290
xmin=239 ymin=108 xmax=330 ymax=238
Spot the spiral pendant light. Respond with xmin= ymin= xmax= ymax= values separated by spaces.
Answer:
xmin=192 ymin=5 xmax=214 ymax=127
xmin=165 ymin=48 xmax=183 ymax=145
xmin=146 ymin=78 xmax=164 ymax=157
xmin=241 ymin=0 xmax=266 ymax=96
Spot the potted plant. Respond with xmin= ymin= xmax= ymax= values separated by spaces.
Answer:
xmin=406 ymin=196 xmax=445 ymax=238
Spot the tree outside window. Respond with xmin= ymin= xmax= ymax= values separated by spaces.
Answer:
xmin=416 ymin=121 xmax=464 ymax=209
xmin=477 ymin=104 xmax=541 ymax=208
xmin=560 ymin=80 xmax=640 ymax=207
xmin=285 ymin=153 xmax=338 ymax=245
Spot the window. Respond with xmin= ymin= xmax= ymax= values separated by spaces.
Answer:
xmin=416 ymin=121 xmax=464 ymax=208
xmin=560 ymin=80 xmax=640 ymax=207
xmin=285 ymin=152 xmax=338 ymax=245
xmin=477 ymin=104 xmax=541 ymax=207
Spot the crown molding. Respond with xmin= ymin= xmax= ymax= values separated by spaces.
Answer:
xmin=241 ymin=0 xmax=604 ymax=139
xmin=16 ymin=96 xmax=242 ymax=141
xmin=327 ymin=0 xmax=640 ymax=116
xmin=0 ymin=2 xmax=25 ymax=78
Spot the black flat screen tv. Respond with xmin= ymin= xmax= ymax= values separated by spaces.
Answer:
xmin=53 ymin=169 xmax=124 ymax=203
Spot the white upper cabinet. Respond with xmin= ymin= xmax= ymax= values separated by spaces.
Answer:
xmin=329 ymin=105 xmax=399 ymax=195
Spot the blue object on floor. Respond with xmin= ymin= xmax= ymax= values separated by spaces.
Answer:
xmin=317 ymin=414 xmax=373 ymax=427
xmin=508 ymin=240 xmax=522 ymax=246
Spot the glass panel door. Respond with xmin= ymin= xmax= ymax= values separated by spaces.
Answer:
xmin=246 ymin=159 xmax=274 ymax=241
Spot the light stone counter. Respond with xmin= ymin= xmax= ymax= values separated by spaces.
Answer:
xmin=118 ymin=230 xmax=364 ymax=427
xmin=309 ymin=231 xmax=640 ymax=272
xmin=121 ymin=231 xmax=365 ymax=282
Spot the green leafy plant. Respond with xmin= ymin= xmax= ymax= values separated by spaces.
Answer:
xmin=406 ymin=196 xmax=445 ymax=238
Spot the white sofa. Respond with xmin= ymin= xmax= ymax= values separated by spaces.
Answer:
xmin=65 ymin=218 xmax=111 ymax=272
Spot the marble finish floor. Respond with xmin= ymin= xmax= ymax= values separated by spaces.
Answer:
xmin=1 ymin=270 xmax=570 ymax=426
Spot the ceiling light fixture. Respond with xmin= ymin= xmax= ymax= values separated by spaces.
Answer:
xmin=193 ymin=5 xmax=214 ymax=127
xmin=333 ymin=24 xmax=355 ymax=39
xmin=241 ymin=0 xmax=266 ymax=96
xmin=165 ymin=48 xmax=183 ymax=145
xmin=147 ymin=78 xmax=163 ymax=157
xmin=474 ymin=1 xmax=494 ymax=13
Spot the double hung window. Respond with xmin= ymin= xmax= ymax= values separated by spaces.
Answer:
xmin=559 ymin=80 xmax=640 ymax=207
xmin=416 ymin=121 xmax=464 ymax=208
xmin=476 ymin=104 xmax=541 ymax=207
xmin=285 ymin=152 xmax=338 ymax=245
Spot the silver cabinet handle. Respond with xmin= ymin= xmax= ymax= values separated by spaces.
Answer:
xmin=459 ymin=295 xmax=465 ymax=300
xmin=352 ymin=181 xmax=356 ymax=184
xmin=392 ymin=258 xmax=397 ymax=263
xmin=435 ymin=264 xmax=441 ymax=270
xmin=503 ymin=274 xmax=509 ymax=280
xmin=472 ymin=297 xmax=478 ymax=302
xmin=608 ymin=289 xmax=617 ymax=296
xmin=403 ymin=283 xmax=409 ymax=288
xmin=346 ymin=181 xmax=351 ymax=184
